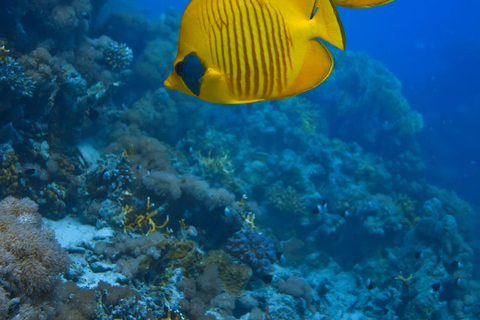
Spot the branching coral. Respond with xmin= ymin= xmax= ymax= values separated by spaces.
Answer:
xmin=0 ymin=40 xmax=9 ymax=62
xmin=395 ymin=272 xmax=413 ymax=288
xmin=104 ymin=42 xmax=134 ymax=70
xmin=122 ymin=197 xmax=170 ymax=235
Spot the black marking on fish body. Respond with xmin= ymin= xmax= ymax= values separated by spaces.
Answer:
xmin=250 ymin=0 xmax=267 ymax=97
xmin=244 ymin=0 xmax=259 ymax=97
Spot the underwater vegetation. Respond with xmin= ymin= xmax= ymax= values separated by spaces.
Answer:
xmin=0 ymin=1 xmax=479 ymax=320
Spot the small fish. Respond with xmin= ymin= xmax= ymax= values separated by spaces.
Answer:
xmin=275 ymin=252 xmax=283 ymax=260
xmin=24 ymin=168 xmax=36 ymax=176
xmin=251 ymin=151 xmax=271 ymax=163
xmin=455 ymin=277 xmax=461 ymax=286
xmin=165 ymin=0 xmax=394 ymax=104
xmin=312 ymin=203 xmax=328 ymax=215
xmin=450 ymin=261 xmax=463 ymax=269
xmin=431 ymin=283 xmax=441 ymax=292
xmin=366 ymin=278 xmax=374 ymax=290
xmin=82 ymin=11 xmax=91 ymax=20
xmin=260 ymin=274 xmax=273 ymax=284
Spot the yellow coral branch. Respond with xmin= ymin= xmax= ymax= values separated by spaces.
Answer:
xmin=395 ymin=272 xmax=413 ymax=286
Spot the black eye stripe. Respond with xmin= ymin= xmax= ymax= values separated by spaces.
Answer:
xmin=175 ymin=62 xmax=184 ymax=75
xmin=175 ymin=53 xmax=205 ymax=96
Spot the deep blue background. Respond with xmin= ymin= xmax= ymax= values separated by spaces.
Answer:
xmin=130 ymin=0 xmax=480 ymax=204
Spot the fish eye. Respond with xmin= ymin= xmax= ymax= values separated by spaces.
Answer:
xmin=174 ymin=53 xmax=205 ymax=96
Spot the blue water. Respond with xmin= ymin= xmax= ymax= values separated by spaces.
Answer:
xmin=338 ymin=1 xmax=480 ymax=203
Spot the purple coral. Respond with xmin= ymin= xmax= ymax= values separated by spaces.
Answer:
xmin=226 ymin=230 xmax=277 ymax=274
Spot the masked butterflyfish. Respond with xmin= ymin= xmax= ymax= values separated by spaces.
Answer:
xmin=165 ymin=0 xmax=394 ymax=104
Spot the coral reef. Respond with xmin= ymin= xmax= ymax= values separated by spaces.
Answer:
xmin=0 ymin=57 xmax=36 ymax=112
xmin=0 ymin=2 xmax=478 ymax=320
xmin=226 ymin=230 xmax=277 ymax=274
xmin=104 ymin=42 xmax=133 ymax=70
xmin=0 ymin=196 xmax=69 ymax=319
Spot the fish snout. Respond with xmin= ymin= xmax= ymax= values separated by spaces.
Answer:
xmin=164 ymin=73 xmax=175 ymax=89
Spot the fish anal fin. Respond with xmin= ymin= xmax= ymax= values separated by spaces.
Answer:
xmin=283 ymin=39 xmax=333 ymax=97
xmin=334 ymin=0 xmax=395 ymax=8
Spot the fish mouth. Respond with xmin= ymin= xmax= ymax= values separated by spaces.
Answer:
xmin=163 ymin=74 xmax=174 ymax=89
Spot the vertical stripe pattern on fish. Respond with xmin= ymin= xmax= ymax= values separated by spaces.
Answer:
xmin=165 ymin=0 xmax=395 ymax=104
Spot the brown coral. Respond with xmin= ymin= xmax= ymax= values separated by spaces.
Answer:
xmin=0 ymin=196 xmax=69 ymax=319
xmin=202 ymin=250 xmax=252 ymax=297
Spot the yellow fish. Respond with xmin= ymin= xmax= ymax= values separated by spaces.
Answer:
xmin=165 ymin=0 xmax=393 ymax=104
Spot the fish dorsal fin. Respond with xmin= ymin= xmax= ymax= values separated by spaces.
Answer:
xmin=283 ymin=39 xmax=333 ymax=97
xmin=334 ymin=0 xmax=395 ymax=8
xmin=310 ymin=0 xmax=320 ymax=18
xmin=311 ymin=0 xmax=345 ymax=50
xmin=292 ymin=0 xmax=324 ymax=20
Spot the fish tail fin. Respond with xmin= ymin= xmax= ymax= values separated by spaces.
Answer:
xmin=334 ymin=0 xmax=395 ymax=8
xmin=311 ymin=0 xmax=346 ymax=50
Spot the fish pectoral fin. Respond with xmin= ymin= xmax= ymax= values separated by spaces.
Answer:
xmin=284 ymin=39 xmax=333 ymax=97
xmin=312 ymin=0 xmax=345 ymax=50
xmin=334 ymin=0 xmax=395 ymax=8
xmin=199 ymin=68 xmax=237 ymax=104
xmin=202 ymin=68 xmax=224 ymax=81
